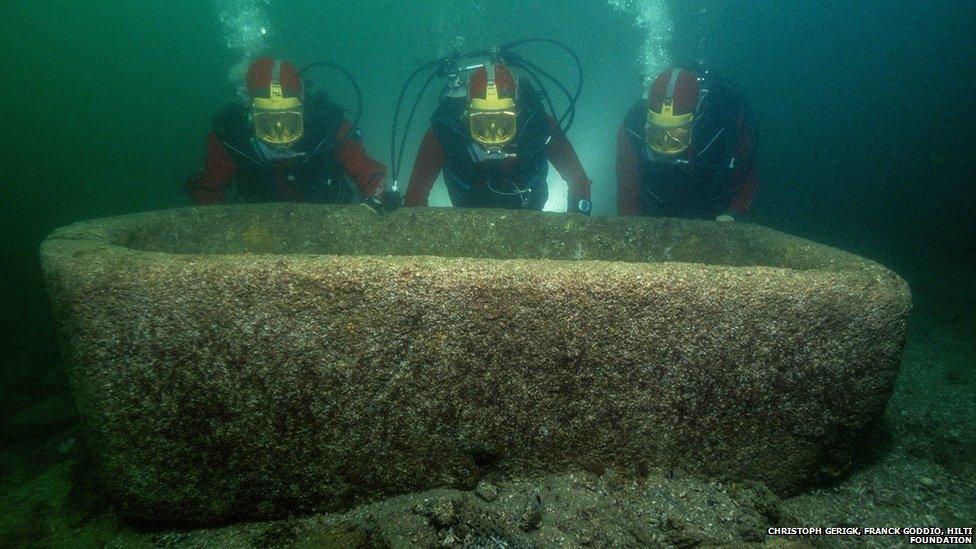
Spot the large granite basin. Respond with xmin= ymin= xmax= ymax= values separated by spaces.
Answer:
xmin=40 ymin=204 xmax=911 ymax=524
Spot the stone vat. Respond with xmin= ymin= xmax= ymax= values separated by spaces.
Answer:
xmin=41 ymin=204 xmax=911 ymax=523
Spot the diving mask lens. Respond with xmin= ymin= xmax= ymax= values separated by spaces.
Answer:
xmin=469 ymin=110 xmax=517 ymax=146
xmin=253 ymin=108 xmax=304 ymax=145
xmin=646 ymin=122 xmax=692 ymax=156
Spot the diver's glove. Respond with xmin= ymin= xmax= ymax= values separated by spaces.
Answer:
xmin=715 ymin=213 xmax=737 ymax=223
xmin=568 ymin=181 xmax=592 ymax=216
xmin=362 ymin=190 xmax=403 ymax=214
xmin=568 ymin=191 xmax=592 ymax=215
xmin=572 ymin=198 xmax=593 ymax=216
xmin=362 ymin=196 xmax=384 ymax=213
xmin=382 ymin=190 xmax=403 ymax=212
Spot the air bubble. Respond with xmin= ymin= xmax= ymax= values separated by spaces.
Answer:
xmin=212 ymin=0 xmax=271 ymax=94
xmin=606 ymin=0 xmax=673 ymax=86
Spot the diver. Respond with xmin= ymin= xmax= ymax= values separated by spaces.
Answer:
xmin=184 ymin=57 xmax=391 ymax=209
xmin=616 ymin=66 xmax=758 ymax=221
xmin=403 ymin=61 xmax=593 ymax=213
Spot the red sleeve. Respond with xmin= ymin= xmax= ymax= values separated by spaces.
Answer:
xmin=728 ymin=116 xmax=758 ymax=216
xmin=404 ymin=128 xmax=444 ymax=207
xmin=185 ymin=132 xmax=235 ymax=205
xmin=616 ymin=123 xmax=641 ymax=216
xmin=544 ymin=116 xmax=591 ymax=199
xmin=336 ymin=121 xmax=386 ymax=198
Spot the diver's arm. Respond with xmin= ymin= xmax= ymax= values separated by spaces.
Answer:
xmin=336 ymin=121 xmax=387 ymax=199
xmin=615 ymin=123 xmax=642 ymax=216
xmin=404 ymin=128 xmax=445 ymax=207
xmin=544 ymin=117 xmax=592 ymax=206
xmin=728 ymin=117 xmax=758 ymax=216
xmin=184 ymin=132 xmax=235 ymax=205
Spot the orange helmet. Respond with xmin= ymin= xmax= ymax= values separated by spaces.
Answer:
xmin=468 ymin=62 xmax=518 ymax=109
xmin=467 ymin=62 xmax=519 ymax=147
xmin=246 ymin=57 xmax=303 ymax=100
xmin=246 ymin=57 xmax=304 ymax=145
xmin=646 ymin=68 xmax=700 ymax=155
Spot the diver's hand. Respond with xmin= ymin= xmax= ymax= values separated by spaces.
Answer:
xmin=361 ymin=196 xmax=383 ymax=214
xmin=715 ymin=213 xmax=736 ymax=223
xmin=568 ymin=180 xmax=592 ymax=216
xmin=568 ymin=194 xmax=592 ymax=216
xmin=362 ymin=189 xmax=403 ymax=214
xmin=382 ymin=190 xmax=403 ymax=212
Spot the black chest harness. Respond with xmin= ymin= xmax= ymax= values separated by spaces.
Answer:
xmin=213 ymin=94 xmax=353 ymax=204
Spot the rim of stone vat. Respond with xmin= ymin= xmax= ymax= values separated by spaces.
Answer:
xmin=40 ymin=203 xmax=906 ymax=281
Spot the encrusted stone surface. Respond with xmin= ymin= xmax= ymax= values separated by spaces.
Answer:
xmin=40 ymin=204 xmax=911 ymax=524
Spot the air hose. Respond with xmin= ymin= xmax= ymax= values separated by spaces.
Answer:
xmin=302 ymin=61 xmax=364 ymax=127
xmin=498 ymin=38 xmax=583 ymax=130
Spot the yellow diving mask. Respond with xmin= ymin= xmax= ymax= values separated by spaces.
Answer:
xmin=251 ymin=81 xmax=304 ymax=145
xmin=469 ymin=110 xmax=517 ymax=147
xmin=252 ymin=108 xmax=304 ymax=145
xmin=646 ymin=96 xmax=694 ymax=156
xmin=645 ymin=121 xmax=693 ymax=156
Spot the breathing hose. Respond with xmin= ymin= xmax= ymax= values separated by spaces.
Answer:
xmin=302 ymin=61 xmax=364 ymax=128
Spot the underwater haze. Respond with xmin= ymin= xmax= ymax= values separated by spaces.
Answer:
xmin=1 ymin=0 xmax=974 ymax=546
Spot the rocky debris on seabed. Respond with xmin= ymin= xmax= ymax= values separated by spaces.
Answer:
xmin=781 ymin=447 xmax=976 ymax=548
xmin=148 ymin=470 xmax=814 ymax=548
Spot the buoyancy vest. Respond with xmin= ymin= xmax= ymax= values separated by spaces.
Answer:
xmin=624 ymin=74 xmax=749 ymax=218
xmin=431 ymin=82 xmax=552 ymax=210
xmin=213 ymin=92 xmax=353 ymax=204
